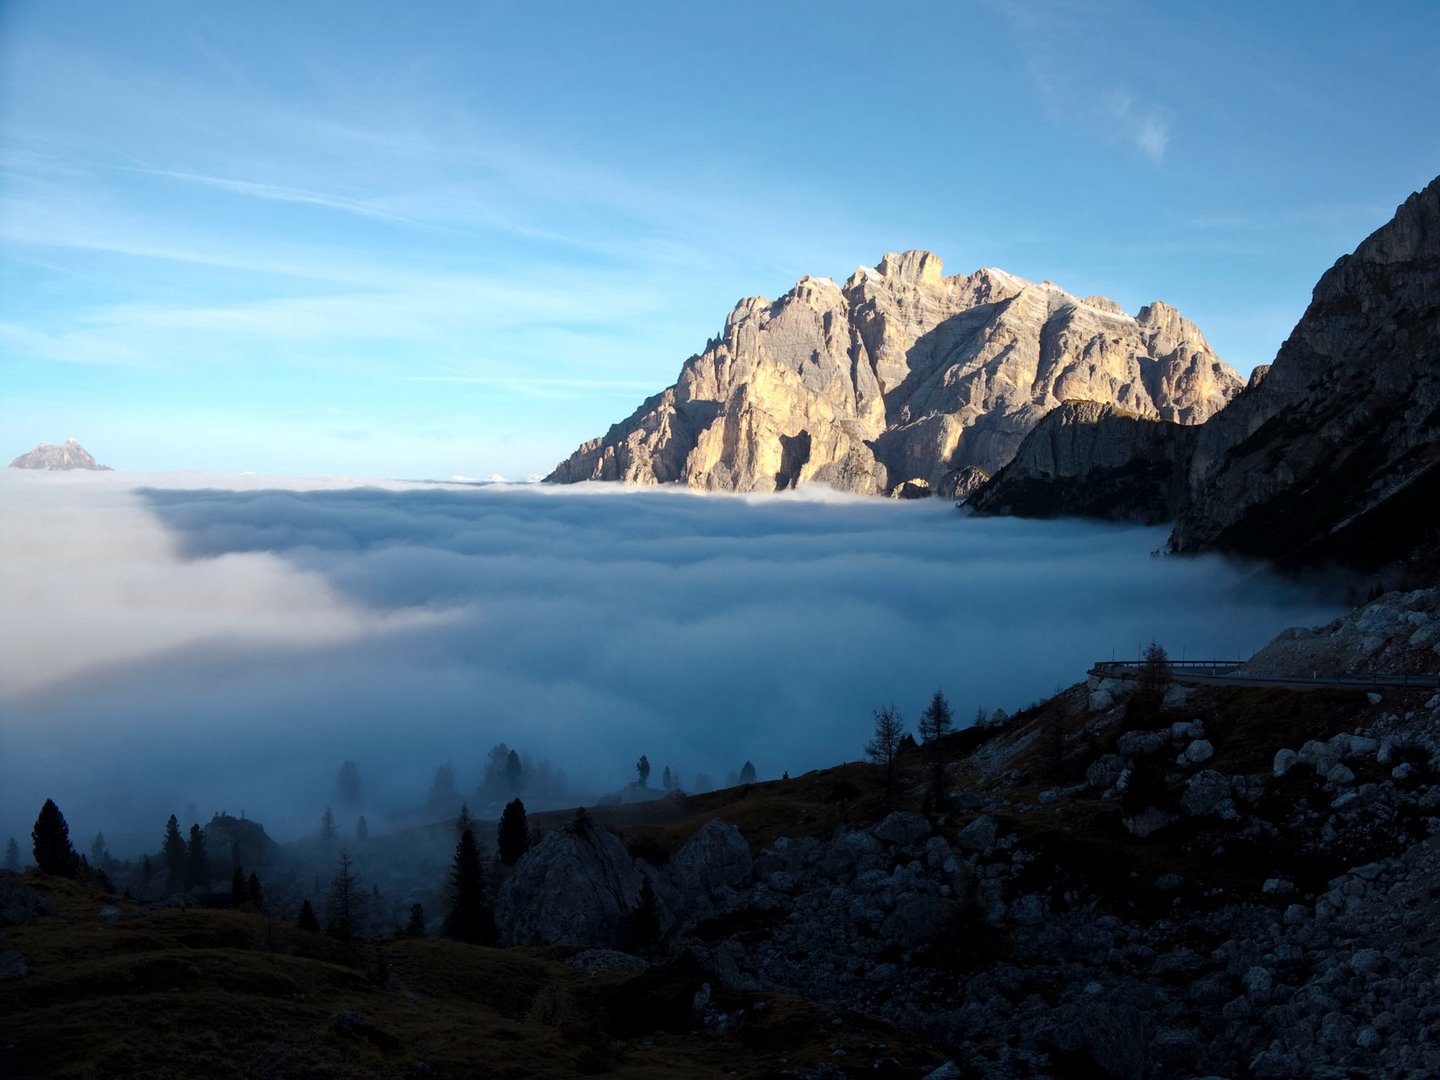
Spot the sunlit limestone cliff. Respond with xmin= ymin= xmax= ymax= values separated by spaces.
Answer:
xmin=548 ymin=252 xmax=1243 ymax=495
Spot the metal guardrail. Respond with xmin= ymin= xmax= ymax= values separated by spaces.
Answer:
xmin=1089 ymin=660 xmax=1440 ymax=690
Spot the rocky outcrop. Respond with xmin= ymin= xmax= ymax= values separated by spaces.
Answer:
xmin=9 ymin=439 xmax=111 ymax=470
xmin=495 ymin=814 xmax=644 ymax=946
xmin=1170 ymin=175 xmax=1440 ymax=568
xmin=967 ymin=400 xmax=1198 ymax=523
xmin=549 ymin=253 xmax=1242 ymax=495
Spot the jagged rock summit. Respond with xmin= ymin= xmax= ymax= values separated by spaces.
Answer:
xmin=548 ymin=252 xmax=1243 ymax=495
xmin=9 ymin=438 xmax=111 ymax=471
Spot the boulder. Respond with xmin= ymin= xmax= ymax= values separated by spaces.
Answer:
xmin=955 ymin=814 xmax=998 ymax=856
xmin=1181 ymin=770 xmax=1231 ymax=816
xmin=873 ymin=811 xmax=930 ymax=848
xmin=671 ymin=819 xmax=753 ymax=898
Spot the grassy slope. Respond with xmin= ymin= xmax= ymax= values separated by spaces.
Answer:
xmin=0 ymin=875 xmax=943 ymax=1079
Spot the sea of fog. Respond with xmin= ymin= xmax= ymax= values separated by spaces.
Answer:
xmin=0 ymin=470 xmax=1344 ymax=854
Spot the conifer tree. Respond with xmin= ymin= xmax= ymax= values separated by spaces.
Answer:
xmin=231 ymin=866 xmax=247 ymax=908
xmin=297 ymin=898 xmax=320 ymax=932
xmin=504 ymin=749 xmax=523 ymax=793
xmin=162 ymin=815 xmax=186 ymax=889
xmin=444 ymin=827 xmax=491 ymax=944
xmin=635 ymin=755 xmax=650 ymax=787
xmin=456 ymin=802 xmax=472 ymax=836
xmin=622 ymin=877 xmax=661 ymax=956
xmin=319 ymin=806 xmax=338 ymax=842
xmin=866 ymin=706 xmax=906 ymax=806
xmin=184 ymin=823 xmax=208 ymax=889
xmin=246 ymin=872 xmax=265 ymax=914
xmin=407 ymin=903 xmax=425 ymax=937
xmin=91 ymin=831 xmax=108 ymax=868
xmin=31 ymin=799 xmax=77 ymax=877
xmin=355 ymin=815 xmax=369 ymax=842
xmin=918 ymin=689 xmax=954 ymax=805
xmin=739 ymin=760 xmax=757 ymax=784
xmin=497 ymin=798 xmax=530 ymax=866
xmin=661 ymin=766 xmax=674 ymax=791
xmin=324 ymin=849 xmax=365 ymax=942
xmin=335 ymin=760 xmax=362 ymax=809
xmin=5 ymin=836 xmax=20 ymax=873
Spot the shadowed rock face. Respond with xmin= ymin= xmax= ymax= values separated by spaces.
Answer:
xmin=9 ymin=439 xmax=111 ymax=471
xmin=968 ymin=400 xmax=1197 ymax=525
xmin=1169 ymin=175 xmax=1440 ymax=569
xmin=548 ymin=252 xmax=1241 ymax=495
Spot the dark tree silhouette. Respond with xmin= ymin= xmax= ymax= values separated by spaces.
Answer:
xmin=297 ymin=898 xmax=320 ymax=932
xmin=456 ymin=802 xmax=473 ymax=836
xmin=918 ymin=689 xmax=954 ymax=804
xmin=246 ymin=872 xmax=265 ymax=914
xmin=162 ymin=815 xmax=186 ymax=889
xmin=184 ymin=823 xmax=208 ymax=889
xmin=31 ymin=799 xmax=77 ymax=877
xmin=504 ymin=749 xmax=522 ymax=793
xmin=635 ymin=754 xmax=651 ymax=787
xmin=661 ymin=766 xmax=675 ymax=791
xmin=325 ymin=849 xmax=365 ymax=941
xmin=355 ymin=815 xmax=369 ymax=842
xmin=621 ymin=877 xmax=661 ymax=956
xmin=866 ymin=706 xmax=906 ymax=805
xmin=90 ymin=831 xmax=108 ymax=868
xmin=428 ymin=764 xmax=457 ymax=816
xmin=406 ymin=903 xmax=425 ymax=937
xmin=497 ymin=798 xmax=530 ymax=866
xmin=318 ymin=806 xmax=338 ymax=842
xmin=231 ymin=866 xmax=247 ymax=907
xmin=335 ymin=760 xmax=362 ymax=808
xmin=6 ymin=836 xmax=21 ymax=872
xmin=444 ymin=827 xmax=492 ymax=944
xmin=1125 ymin=640 xmax=1172 ymax=728
xmin=739 ymin=760 xmax=757 ymax=784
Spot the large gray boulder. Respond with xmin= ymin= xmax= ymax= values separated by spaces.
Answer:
xmin=495 ymin=815 xmax=643 ymax=947
xmin=670 ymin=819 xmax=752 ymax=901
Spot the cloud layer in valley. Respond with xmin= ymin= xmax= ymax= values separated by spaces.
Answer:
xmin=0 ymin=471 xmax=1342 ymax=853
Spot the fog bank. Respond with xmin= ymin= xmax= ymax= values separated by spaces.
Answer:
xmin=0 ymin=471 xmax=1342 ymax=853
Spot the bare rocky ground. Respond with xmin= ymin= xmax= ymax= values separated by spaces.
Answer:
xmin=490 ymin=588 xmax=1440 ymax=1079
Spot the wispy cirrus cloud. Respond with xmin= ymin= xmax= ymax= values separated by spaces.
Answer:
xmin=983 ymin=0 xmax=1175 ymax=164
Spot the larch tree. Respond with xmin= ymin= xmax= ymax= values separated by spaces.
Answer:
xmin=31 ymin=799 xmax=77 ymax=877
xmin=866 ymin=706 xmax=906 ymax=806
xmin=325 ymin=848 xmax=365 ymax=942
xmin=918 ymin=689 xmax=954 ymax=805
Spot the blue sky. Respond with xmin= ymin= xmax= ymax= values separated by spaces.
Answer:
xmin=2 ymin=1 xmax=1437 ymax=478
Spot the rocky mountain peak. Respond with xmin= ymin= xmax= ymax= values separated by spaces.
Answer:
xmin=9 ymin=439 xmax=112 ymax=471
xmin=549 ymin=251 xmax=1243 ymax=494
xmin=876 ymin=249 xmax=945 ymax=287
